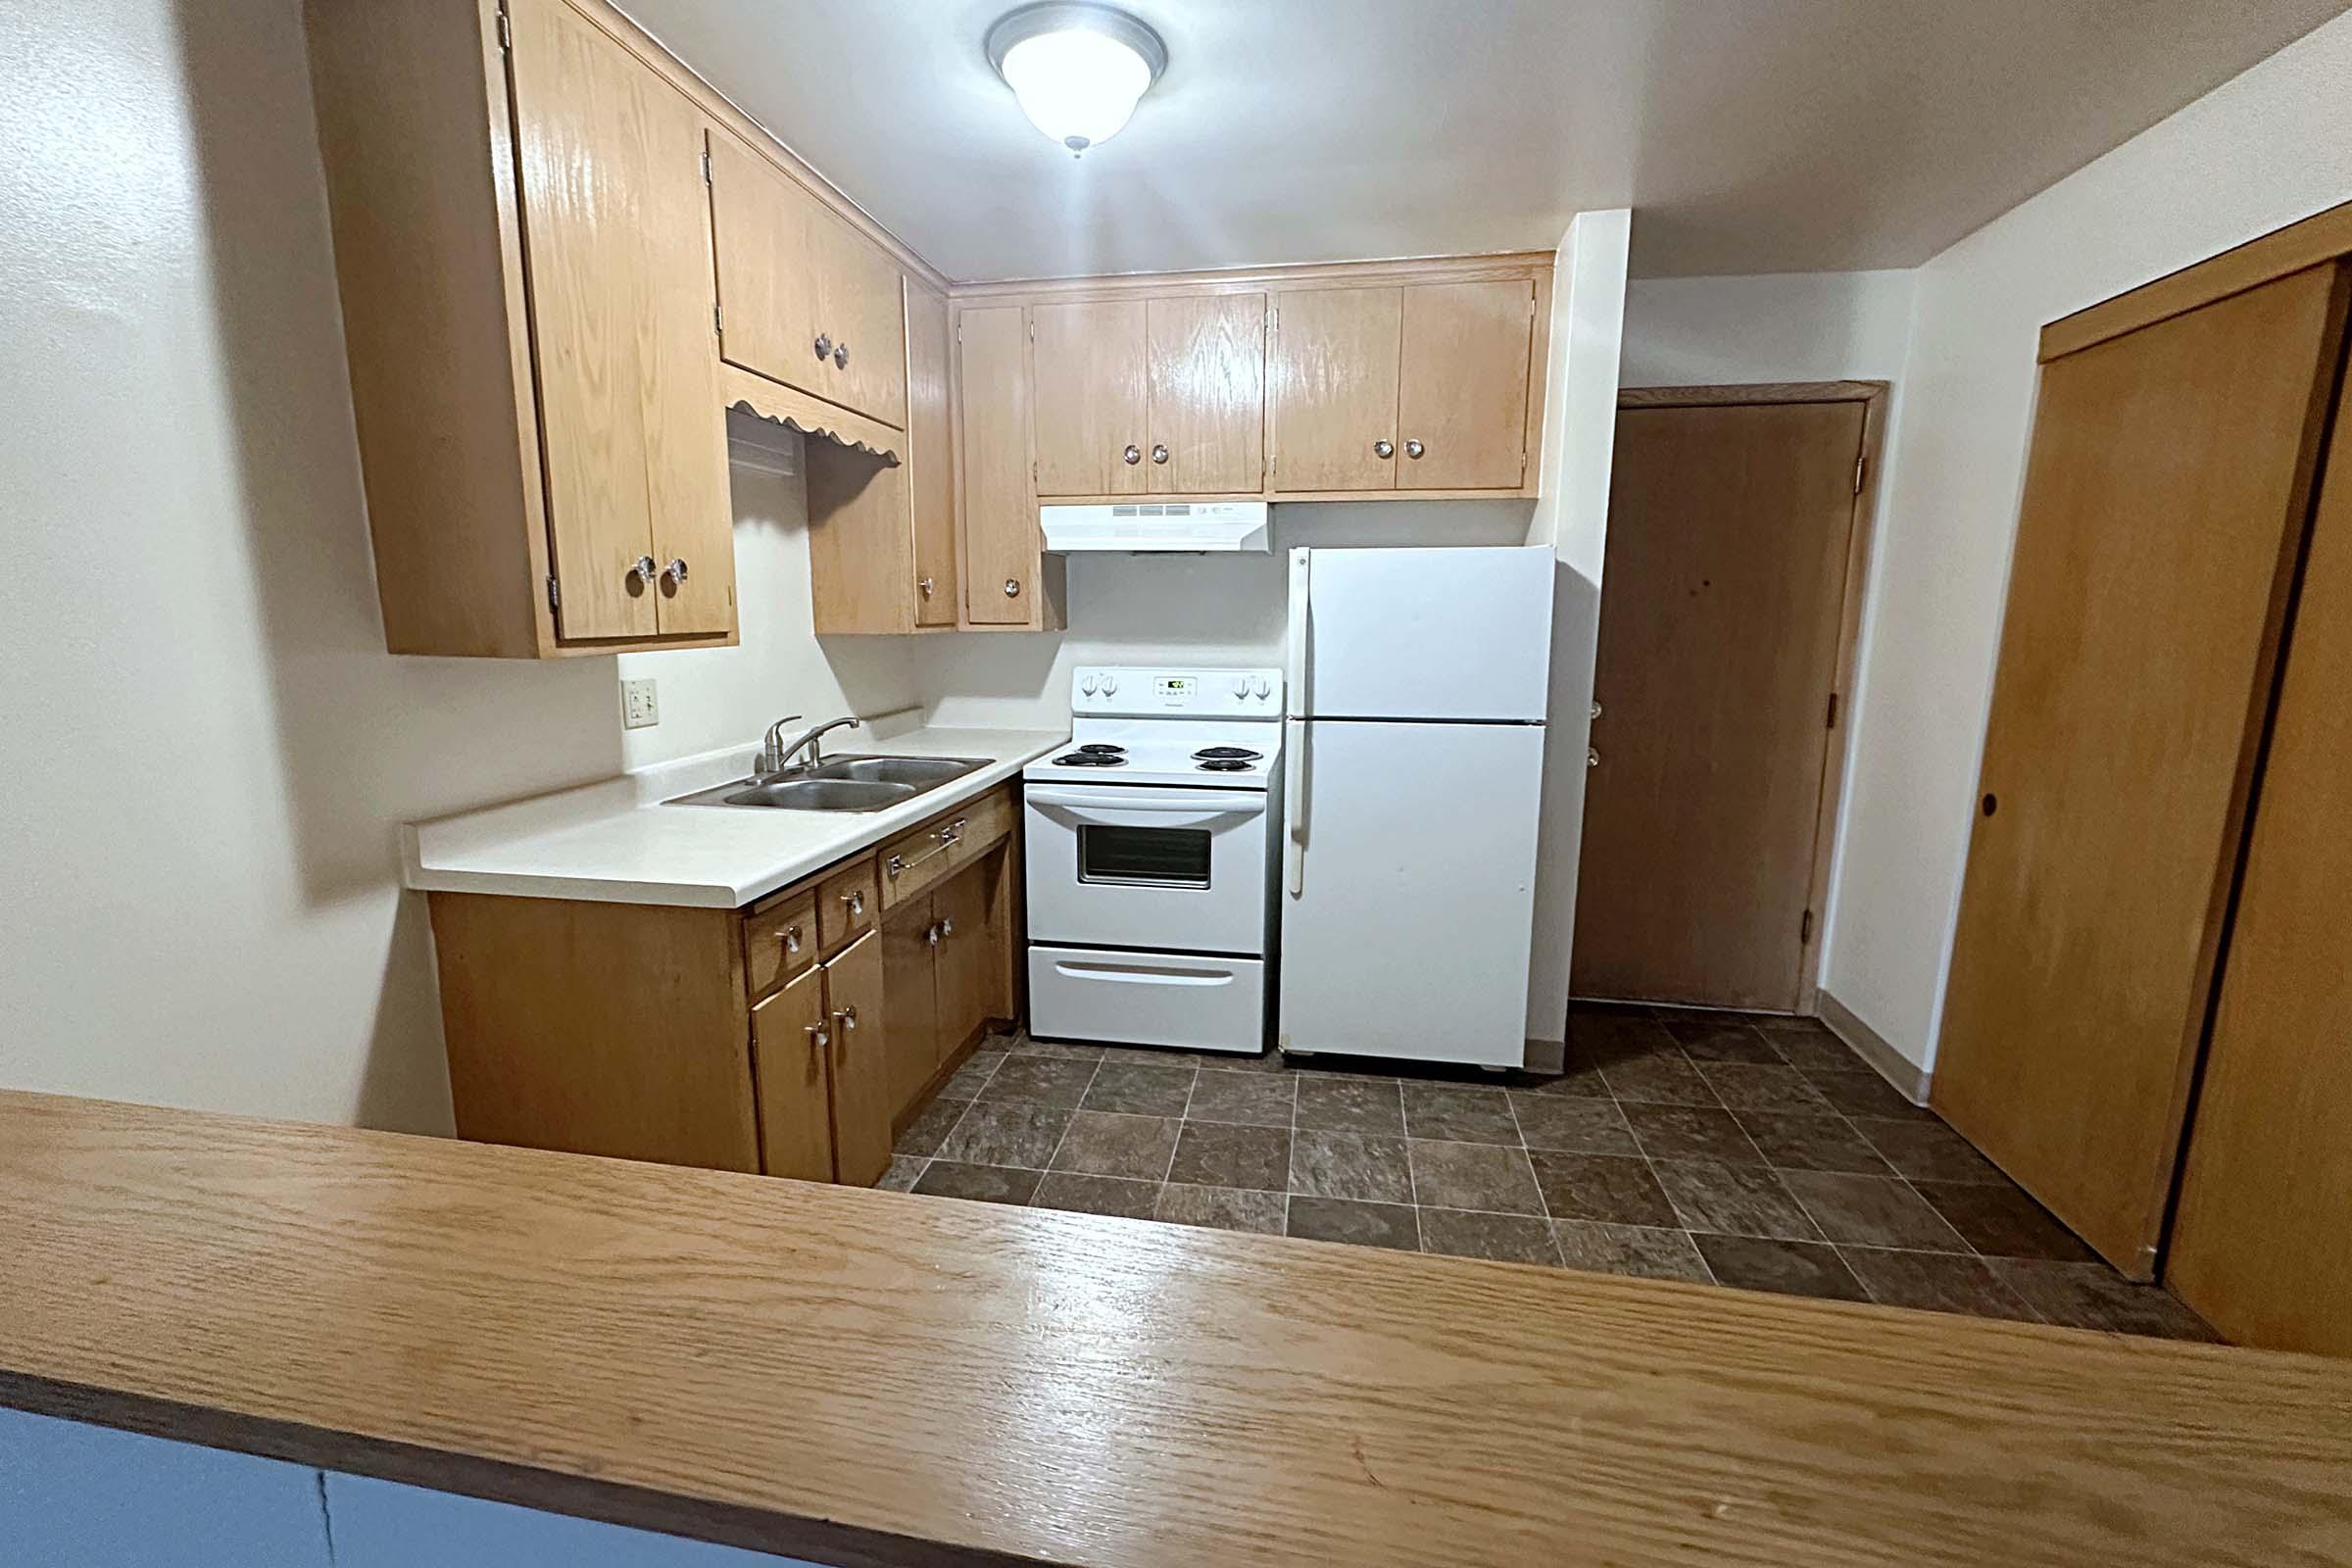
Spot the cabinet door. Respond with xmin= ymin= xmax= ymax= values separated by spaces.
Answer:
xmin=1033 ymin=300 xmax=1147 ymax=497
xmin=751 ymin=962 xmax=833 ymax=1182
xmin=511 ymin=0 xmax=730 ymax=640
xmin=1268 ymin=286 xmax=1400 ymax=493
xmin=708 ymin=133 xmax=906 ymax=427
xmin=905 ymin=279 xmax=959 ymax=626
xmin=1933 ymin=264 xmax=2348 ymax=1276
xmin=932 ymin=862 xmax=1005 ymax=1069
xmin=822 ymin=930 xmax=893 ymax=1187
xmin=1148 ymin=293 xmax=1265 ymax=494
xmin=881 ymin=897 xmax=942 ymax=1116
xmin=957 ymin=305 xmax=1040 ymax=623
xmin=1396 ymin=279 xmax=1534 ymax=490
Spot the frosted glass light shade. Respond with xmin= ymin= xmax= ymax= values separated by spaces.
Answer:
xmin=986 ymin=5 xmax=1167 ymax=155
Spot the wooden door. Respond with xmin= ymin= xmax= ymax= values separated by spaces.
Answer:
xmin=1573 ymin=399 xmax=1867 ymax=1010
xmin=751 ymin=962 xmax=834 ymax=1182
xmin=956 ymin=306 xmax=1039 ymax=624
xmin=1934 ymin=264 xmax=2349 ymax=1278
xmin=812 ymin=226 xmax=908 ymax=428
xmin=707 ymin=130 xmax=828 ymax=403
xmin=881 ymin=898 xmax=941 ymax=1116
xmin=932 ymin=864 xmax=1000 ymax=1070
xmin=905 ymin=278 xmax=958 ymax=627
xmin=1269 ymin=287 xmax=1400 ymax=492
xmin=822 ymin=931 xmax=893 ymax=1187
xmin=1032 ymin=300 xmax=1147 ymax=497
xmin=1147 ymin=293 xmax=1265 ymax=493
xmin=2166 ymin=379 xmax=2352 ymax=1354
xmin=1396 ymin=279 xmax=1535 ymax=489
xmin=511 ymin=0 xmax=718 ymax=640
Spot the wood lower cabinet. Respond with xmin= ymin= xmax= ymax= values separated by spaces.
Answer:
xmin=428 ymin=786 xmax=1022 ymax=1183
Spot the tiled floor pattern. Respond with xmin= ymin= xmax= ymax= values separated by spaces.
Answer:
xmin=885 ymin=1004 xmax=2216 ymax=1341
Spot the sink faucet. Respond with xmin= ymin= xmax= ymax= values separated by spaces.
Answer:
xmin=760 ymin=713 xmax=860 ymax=776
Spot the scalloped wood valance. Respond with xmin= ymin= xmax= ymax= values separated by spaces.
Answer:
xmin=719 ymin=362 xmax=904 ymax=466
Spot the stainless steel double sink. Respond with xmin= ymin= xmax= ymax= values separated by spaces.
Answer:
xmin=664 ymin=755 xmax=990 ymax=813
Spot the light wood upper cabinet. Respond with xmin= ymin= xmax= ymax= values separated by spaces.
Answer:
xmin=1397 ymin=278 xmax=1536 ymax=490
xmin=1148 ymin=293 xmax=1266 ymax=493
xmin=956 ymin=305 xmax=1061 ymax=628
xmin=1269 ymin=286 xmax=1404 ymax=492
xmin=1033 ymin=300 xmax=1149 ymax=497
xmin=706 ymin=129 xmax=906 ymax=428
xmin=906 ymin=278 xmax=959 ymax=626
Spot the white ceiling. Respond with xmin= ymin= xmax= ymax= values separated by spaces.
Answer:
xmin=617 ymin=0 xmax=2347 ymax=281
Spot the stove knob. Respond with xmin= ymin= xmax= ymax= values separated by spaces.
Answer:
xmin=1253 ymin=676 xmax=1271 ymax=699
xmin=1101 ymin=675 xmax=1117 ymax=696
xmin=1232 ymin=677 xmax=1250 ymax=698
xmin=1081 ymin=675 xmax=1098 ymax=696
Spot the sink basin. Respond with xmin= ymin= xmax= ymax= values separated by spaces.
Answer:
xmin=664 ymin=755 xmax=991 ymax=812
xmin=809 ymin=756 xmax=984 ymax=788
xmin=718 ymin=778 xmax=915 ymax=812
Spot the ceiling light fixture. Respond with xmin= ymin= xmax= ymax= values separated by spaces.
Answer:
xmin=985 ymin=3 xmax=1167 ymax=157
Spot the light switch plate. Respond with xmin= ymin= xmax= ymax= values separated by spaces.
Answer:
xmin=621 ymin=677 xmax=660 ymax=730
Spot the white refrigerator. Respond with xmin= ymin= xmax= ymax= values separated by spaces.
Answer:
xmin=1279 ymin=545 xmax=1554 ymax=1068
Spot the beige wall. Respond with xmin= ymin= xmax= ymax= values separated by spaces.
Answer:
xmin=1828 ymin=12 xmax=2352 ymax=1071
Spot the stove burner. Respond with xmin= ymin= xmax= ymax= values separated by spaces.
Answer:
xmin=1193 ymin=746 xmax=1263 ymax=761
xmin=1076 ymin=743 xmax=1128 ymax=756
xmin=1198 ymin=759 xmax=1252 ymax=772
xmin=1053 ymin=751 xmax=1126 ymax=767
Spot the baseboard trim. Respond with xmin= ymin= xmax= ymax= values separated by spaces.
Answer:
xmin=1816 ymin=990 xmax=1932 ymax=1104
xmin=1524 ymin=1038 xmax=1565 ymax=1074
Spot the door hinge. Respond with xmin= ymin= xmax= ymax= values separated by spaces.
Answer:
xmin=1826 ymin=691 xmax=1839 ymax=729
xmin=1800 ymin=908 xmax=1815 ymax=944
xmin=1853 ymin=452 xmax=1867 ymax=495
xmin=545 ymin=574 xmax=560 ymax=613
xmin=494 ymin=5 xmax=512 ymax=51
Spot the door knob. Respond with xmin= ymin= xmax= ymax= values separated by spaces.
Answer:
xmin=1373 ymin=439 xmax=1395 ymax=459
xmin=1590 ymin=701 xmax=1602 ymax=721
xmin=1151 ymin=443 xmax=1169 ymax=465
xmin=1123 ymin=444 xmax=1142 ymax=466
xmin=813 ymin=332 xmax=833 ymax=361
xmin=833 ymin=340 xmax=850 ymax=368
xmin=1003 ymin=578 xmax=1021 ymax=598
xmin=1404 ymin=439 xmax=1425 ymax=460
xmin=1588 ymin=748 xmax=1600 ymax=768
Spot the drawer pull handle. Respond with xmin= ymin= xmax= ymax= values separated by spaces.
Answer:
xmin=885 ymin=822 xmax=963 ymax=880
xmin=840 ymin=889 xmax=865 ymax=917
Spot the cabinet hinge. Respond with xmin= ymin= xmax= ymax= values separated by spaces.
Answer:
xmin=713 ymin=302 xmax=722 ymax=335
xmin=1826 ymin=691 xmax=1839 ymax=729
xmin=701 ymin=149 xmax=712 ymax=186
xmin=1800 ymin=908 xmax=1815 ymax=944
xmin=494 ymin=5 xmax=512 ymax=51
xmin=545 ymin=574 xmax=560 ymax=613
xmin=1853 ymin=452 xmax=1867 ymax=495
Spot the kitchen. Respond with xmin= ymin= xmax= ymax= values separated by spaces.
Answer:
xmin=6 ymin=0 xmax=2352 ymax=1561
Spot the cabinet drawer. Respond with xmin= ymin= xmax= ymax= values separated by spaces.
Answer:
xmin=745 ymin=889 xmax=818 ymax=1000
xmin=819 ymin=857 xmax=879 ymax=953
xmin=951 ymin=784 xmax=1017 ymax=863
xmin=879 ymin=812 xmax=965 ymax=910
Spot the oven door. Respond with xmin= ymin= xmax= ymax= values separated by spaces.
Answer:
xmin=1024 ymin=783 xmax=1271 ymax=956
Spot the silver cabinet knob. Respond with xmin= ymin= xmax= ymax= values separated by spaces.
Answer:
xmin=925 ymin=922 xmax=942 ymax=949
xmin=626 ymin=555 xmax=658 ymax=587
xmin=1123 ymin=444 xmax=1142 ymax=466
xmin=939 ymin=917 xmax=955 ymax=939
xmin=918 ymin=576 xmax=935 ymax=597
xmin=833 ymin=341 xmax=850 ymax=368
xmin=813 ymin=332 xmax=832 ymax=361
xmin=1003 ymin=578 xmax=1021 ymax=598
xmin=1151 ymin=443 xmax=1169 ymax=465
xmin=841 ymin=889 xmax=864 ymax=917
xmin=833 ymin=1005 xmax=858 ymax=1034
xmin=805 ymin=1021 xmax=829 ymax=1051
xmin=662 ymin=557 xmax=688 ymax=588
xmin=782 ymin=924 xmax=802 ymax=955
xmin=1373 ymin=439 xmax=1395 ymax=459
xmin=1404 ymin=439 xmax=1425 ymax=460
xmin=1590 ymin=700 xmax=1602 ymax=721
xmin=1588 ymin=748 xmax=1600 ymax=768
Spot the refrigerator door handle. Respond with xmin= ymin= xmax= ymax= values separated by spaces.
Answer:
xmin=1284 ymin=716 xmax=1307 ymax=896
xmin=1285 ymin=548 xmax=1309 ymax=718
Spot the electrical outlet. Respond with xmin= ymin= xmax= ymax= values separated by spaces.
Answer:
xmin=621 ymin=677 xmax=660 ymax=730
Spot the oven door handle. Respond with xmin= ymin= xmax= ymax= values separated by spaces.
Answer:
xmin=1025 ymin=785 xmax=1267 ymax=821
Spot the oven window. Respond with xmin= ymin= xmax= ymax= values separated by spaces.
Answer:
xmin=1078 ymin=824 xmax=1212 ymax=888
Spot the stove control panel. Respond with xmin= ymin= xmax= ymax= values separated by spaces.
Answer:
xmin=1071 ymin=666 xmax=1283 ymax=716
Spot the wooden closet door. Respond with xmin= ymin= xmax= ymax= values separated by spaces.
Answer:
xmin=2167 ymin=361 xmax=2352 ymax=1355
xmin=1933 ymin=264 xmax=2349 ymax=1278
xmin=1270 ymin=287 xmax=1400 ymax=492
xmin=1032 ymin=300 xmax=1147 ymax=497
xmin=1147 ymin=293 xmax=1264 ymax=493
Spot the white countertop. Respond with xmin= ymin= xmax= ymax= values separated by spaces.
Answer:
xmin=403 ymin=725 xmax=1067 ymax=908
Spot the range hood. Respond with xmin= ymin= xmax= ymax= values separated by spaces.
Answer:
xmin=1040 ymin=501 xmax=1271 ymax=554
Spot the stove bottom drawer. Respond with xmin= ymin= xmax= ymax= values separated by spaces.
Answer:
xmin=1027 ymin=946 xmax=1266 ymax=1055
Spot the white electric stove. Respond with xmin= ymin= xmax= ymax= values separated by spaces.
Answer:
xmin=1023 ymin=666 xmax=1284 ymax=1055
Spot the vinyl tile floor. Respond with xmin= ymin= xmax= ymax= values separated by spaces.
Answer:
xmin=885 ymin=1003 xmax=2217 ymax=1343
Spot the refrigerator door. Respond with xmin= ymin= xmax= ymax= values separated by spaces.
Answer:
xmin=1294 ymin=545 xmax=1554 ymax=721
xmin=1278 ymin=717 xmax=1544 ymax=1067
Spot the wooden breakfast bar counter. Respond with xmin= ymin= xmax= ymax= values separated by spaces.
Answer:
xmin=0 ymin=1089 xmax=2347 ymax=1566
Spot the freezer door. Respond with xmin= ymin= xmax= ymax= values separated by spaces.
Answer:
xmin=1294 ymin=545 xmax=1554 ymax=720
xmin=1278 ymin=718 xmax=1544 ymax=1067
